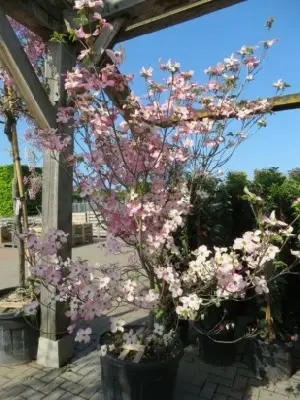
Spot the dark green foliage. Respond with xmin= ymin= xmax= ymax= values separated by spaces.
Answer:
xmin=186 ymin=168 xmax=300 ymax=252
xmin=0 ymin=165 xmax=42 ymax=217
xmin=0 ymin=165 xmax=15 ymax=216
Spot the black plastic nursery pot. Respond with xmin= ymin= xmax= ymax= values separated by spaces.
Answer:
xmin=0 ymin=289 xmax=39 ymax=365
xmin=100 ymin=347 xmax=183 ymax=400
xmin=198 ymin=329 xmax=236 ymax=366
xmin=249 ymin=338 xmax=293 ymax=382
xmin=178 ymin=319 xmax=190 ymax=348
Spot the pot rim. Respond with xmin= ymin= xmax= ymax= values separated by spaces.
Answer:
xmin=100 ymin=342 xmax=184 ymax=368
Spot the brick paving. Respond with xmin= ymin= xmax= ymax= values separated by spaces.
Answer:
xmin=2 ymin=243 xmax=300 ymax=399
xmin=1 ymin=330 xmax=300 ymax=400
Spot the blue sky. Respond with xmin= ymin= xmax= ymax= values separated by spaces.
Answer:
xmin=1 ymin=0 xmax=299 ymax=178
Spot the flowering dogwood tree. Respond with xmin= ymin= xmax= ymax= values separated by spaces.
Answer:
xmin=19 ymin=1 xmax=299 ymax=355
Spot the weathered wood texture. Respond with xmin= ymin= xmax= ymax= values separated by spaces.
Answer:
xmin=95 ymin=17 xmax=126 ymax=64
xmin=0 ymin=0 xmax=69 ymax=39
xmin=102 ymin=0 xmax=245 ymax=41
xmin=0 ymin=7 xmax=56 ymax=130
xmin=40 ymin=42 xmax=75 ymax=340
xmin=191 ymin=93 xmax=300 ymax=122
xmin=1 ymin=0 xmax=244 ymax=41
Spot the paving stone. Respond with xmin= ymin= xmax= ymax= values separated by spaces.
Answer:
xmin=60 ymin=380 xmax=86 ymax=395
xmin=222 ymin=366 xmax=237 ymax=380
xmin=23 ymin=378 xmax=46 ymax=391
xmin=0 ymin=366 xmax=12 ymax=376
xmin=179 ymin=395 xmax=199 ymax=400
xmin=212 ymin=394 xmax=227 ymax=400
xmin=180 ymin=383 xmax=203 ymax=396
xmin=41 ymin=369 xmax=63 ymax=383
xmin=259 ymin=389 xmax=288 ymax=399
xmin=28 ymin=370 xmax=48 ymax=380
xmin=248 ymin=377 xmax=267 ymax=387
xmin=1 ymin=384 xmax=27 ymax=398
xmin=272 ymin=380 xmax=300 ymax=397
xmin=237 ymin=367 xmax=257 ymax=378
xmin=77 ymin=363 xmax=98 ymax=376
xmin=245 ymin=387 xmax=260 ymax=400
xmin=78 ymin=372 xmax=99 ymax=387
xmin=90 ymin=391 xmax=103 ymax=400
xmin=217 ymin=384 xmax=244 ymax=399
xmin=0 ymin=375 xmax=10 ymax=387
xmin=60 ymin=393 xmax=85 ymax=400
xmin=61 ymin=371 xmax=82 ymax=383
xmin=200 ymin=382 xmax=217 ymax=399
xmin=80 ymin=382 xmax=102 ymax=399
xmin=42 ymin=388 xmax=66 ymax=400
xmin=20 ymin=389 xmax=45 ymax=400
xmin=207 ymin=373 xmax=233 ymax=388
xmin=42 ymin=377 xmax=65 ymax=394
xmin=233 ymin=375 xmax=249 ymax=391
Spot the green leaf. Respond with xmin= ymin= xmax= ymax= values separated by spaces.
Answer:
xmin=50 ymin=32 xmax=67 ymax=43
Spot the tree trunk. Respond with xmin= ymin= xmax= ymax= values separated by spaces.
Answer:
xmin=12 ymin=172 xmax=26 ymax=287
xmin=4 ymin=100 xmax=28 ymax=287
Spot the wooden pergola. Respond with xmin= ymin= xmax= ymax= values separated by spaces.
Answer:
xmin=0 ymin=0 xmax=299 ymax=367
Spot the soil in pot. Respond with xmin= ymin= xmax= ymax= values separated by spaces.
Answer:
xmin=0 ymin=287 xmax=39 ymax=365
xmin=249 ymin=338 xmax=293 ymax=382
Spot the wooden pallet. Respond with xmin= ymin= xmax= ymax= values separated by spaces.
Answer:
xmin=72 ymin=223 xmax=94 ymax=246
xmin=0 ymin=226 xmax=12 ymax=244
xmin=0 ymin=242 xmax=18 ymax=248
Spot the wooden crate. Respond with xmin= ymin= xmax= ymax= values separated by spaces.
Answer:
xmin=87 ymin=212 xmax=107 ymax=238
xmin=0 ymin=226 xmax=12 ymax=244
xmin=72 ymin=212 xmax=87 ymax=224
xmin=82 ymin=223 xmax=93 ymax=244
xmin=72 ymin=224 xmax=83 ymax=246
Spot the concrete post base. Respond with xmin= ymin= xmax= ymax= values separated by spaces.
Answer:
xmin=37 ymin=335 xmax=73 ymax=368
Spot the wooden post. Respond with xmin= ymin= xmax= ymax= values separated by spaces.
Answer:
xmin=37 ymin=42 xmax=75 ymax=368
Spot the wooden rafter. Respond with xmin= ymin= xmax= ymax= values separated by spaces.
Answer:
xmin=105 ymin=0 xmax=245 ymax=42
xmin=0 ymin=0 xmax=245 ymax=41
xmin=0 ymin=0 xmax=66 ymax=39
xmin=189 ymin=92 xmax=300 ymax=122
xmin=0 ymin=7 xmax=56 ymax=130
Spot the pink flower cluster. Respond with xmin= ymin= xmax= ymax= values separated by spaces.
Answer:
xmin=176 ymin=210 xmax=299 ymax=319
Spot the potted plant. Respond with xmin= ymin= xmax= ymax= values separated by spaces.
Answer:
xmin=99 ymin=322 xmax=183 ymax=400
xmin=177 ymin=191 xmax=300 ymax=379
xmin=21 ymin=2 xmax=288 ymax=398
xmin=195 ymin=302 xmax=239 ymax=366
xmin=247 ymin=293 xmax=295 ymax=382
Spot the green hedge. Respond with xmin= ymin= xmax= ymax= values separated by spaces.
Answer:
xmin=0 ymin=165 xmax=42 ymax=217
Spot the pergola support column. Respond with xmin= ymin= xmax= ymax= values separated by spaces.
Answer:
xmin=37 ymin=42 xmax=75 ymax=368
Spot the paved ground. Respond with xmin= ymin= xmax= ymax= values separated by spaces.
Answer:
xmin=1 ymin=331 xmax=300 ymax=400
xmin=2 ymin=242 xmax=300 ymax=399
xmin=0 ymin=240 xmax=133 ymax=290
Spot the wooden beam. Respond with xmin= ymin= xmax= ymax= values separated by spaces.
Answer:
xmin=0 ymin=6 xmax=56 ymax=130
xmin=270 ymin=93 xmax=300 ymax=112
xmin=101 ymin=0 xmax=245 ymax=41
xmin=150 ymin=93 xmax=300 ymax=128
xmin=94 ymin=17 xmax=126 ymax=65
xmin=191 ymin=93 xmax=300 ymax=121
xmin=0 ymin=0 xmax=67 ymax=39
xmin=3 ymin=0 xmax=245 ymax=43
